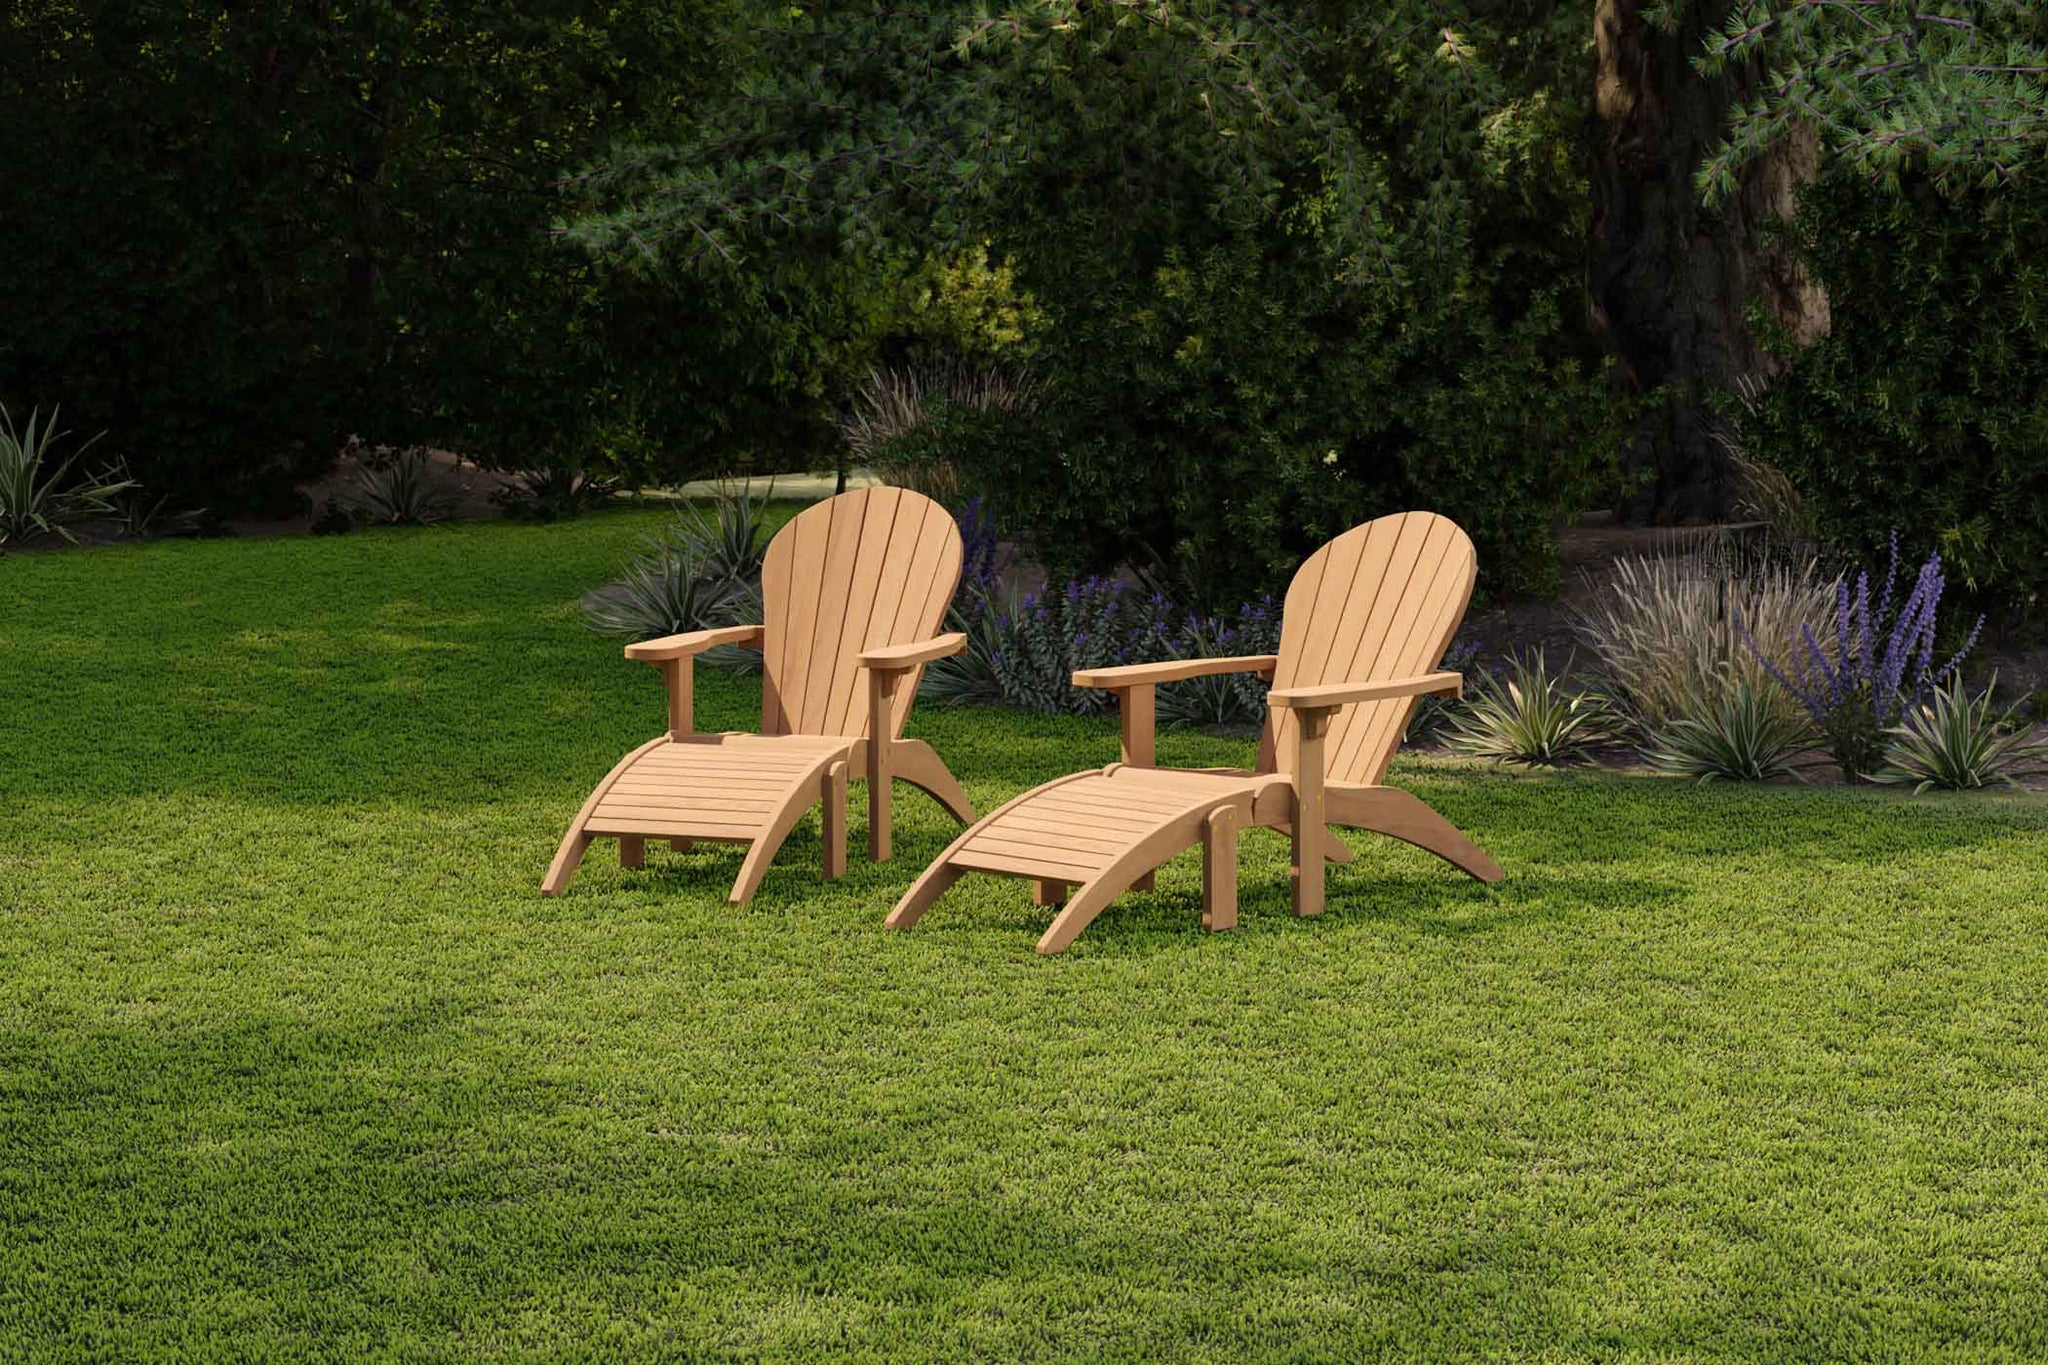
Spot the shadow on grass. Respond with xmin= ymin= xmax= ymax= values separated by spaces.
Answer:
xmin=3 ymin=997 xmax=2005 ymax=1361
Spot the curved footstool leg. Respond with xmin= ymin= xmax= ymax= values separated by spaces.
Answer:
xmin=728 ymin=753 xmax=843 ymax=905
xmin=890 ymin=767 xmax=1260 ymax=953
xmin=1034 ymin=812 xmax=1229 ymax=955
xmin=887 ymin=771 xmax=1098 ymax=931
xmin=542 ymin=737 xmax=669 ymax=897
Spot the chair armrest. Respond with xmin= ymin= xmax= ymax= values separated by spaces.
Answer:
xmin=622 ymin=624 xmax=764 ymax=662
xmin=860 ymin=633 xmax=967 ymax=670
xmin=1071 ymin=655 xmax=1279 ymax=689
xmin=1268 ymin=672 xmax=1462 ymax=710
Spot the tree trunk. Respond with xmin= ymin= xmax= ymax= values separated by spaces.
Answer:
xmin=1589 ymin=0 xmax=1830 ymax=522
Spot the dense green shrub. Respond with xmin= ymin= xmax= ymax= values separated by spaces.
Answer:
xmin=0 ymin=0 xmax=835 ymax=515
xmin=1744 ymin=172 xmax=2048 ymax=624
xmin=946 ymin=25 xmax=1618 ymax=607
xmin=572 ymin=1 xmax=1618 ymax=607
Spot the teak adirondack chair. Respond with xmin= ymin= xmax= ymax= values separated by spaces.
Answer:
xmin=543 ymin=487 xmax=976 ymax=904
xmin=887 ymin=511 xmax=1503 ymax=954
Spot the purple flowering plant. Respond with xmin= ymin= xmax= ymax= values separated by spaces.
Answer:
xmin=1740 ymin=533 xmax=1983 ymax=781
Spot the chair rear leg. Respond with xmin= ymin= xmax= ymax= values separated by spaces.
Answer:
xmin=890 ymin=739 xmax=977 ymax=825
xmin=619 ymin=836 xmax=645 ymax=870
xmin=1329 ymin=787 xmax=1504 ymax=883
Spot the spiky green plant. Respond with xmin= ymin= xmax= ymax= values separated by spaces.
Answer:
xmin=495 ymin=465 xmax=617 ymax=521
xmin=701 ymin=579 xmax=767 ymax=676
xmin=920 ymin=583 xmax=1011 ymax=705
xmin=1442 ymin=651 xmax=1619 ymax=767
xmin=0 ymin=405 xmax=137 ymax=548
xmin=353 ymin=448 xmax=457 ymax=526
xmin=1877 ymin=676 xmax=2048 ymax=794
xmin=1644 ymin=682 xmax=1817 ymax=784
xmin=670 ymin=481 xmax=771 ymax=587
xmin=584 ymin=544 xmax=734 ymax=641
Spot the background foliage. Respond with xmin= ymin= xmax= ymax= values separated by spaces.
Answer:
xmin=1743 ymin=169 xmax=2048 ymax=622
xmin=0 ymin=0 xmax=838 ymax=515
xmin=9 ymin=0 xmax=2048 ymax=629
xmin=574 ymin=0 xmax=1617 ymax=605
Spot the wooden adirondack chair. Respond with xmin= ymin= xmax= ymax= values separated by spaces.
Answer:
xmin=543 ymin=487 xmax=976 ymax=904
xmin=887 ymin=511 xmax=1502 ymax=954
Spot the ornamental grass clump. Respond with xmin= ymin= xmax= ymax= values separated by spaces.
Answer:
xmin=1877 ymin=676 xmax=2048 ymax=793
xmin=1741 ymin=534 xmax=1983 ymax=782
xmin=1573 ymin=542 xmax=1835 ymax=728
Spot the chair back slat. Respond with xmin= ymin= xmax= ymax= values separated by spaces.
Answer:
xmin=1261 ymin=512 xmax=1476 ymax=785
xmin=760 ymin=488 xmax=963 ymax=738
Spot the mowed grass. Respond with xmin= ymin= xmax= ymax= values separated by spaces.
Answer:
xmin=3 ymin=512 xmax=2047 ymax=1363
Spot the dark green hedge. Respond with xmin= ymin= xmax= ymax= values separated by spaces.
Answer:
xmin=1746 ymin=173 xmax=2048 ymax=624
xmin=0 ymin=0 xmax=823 ymax=515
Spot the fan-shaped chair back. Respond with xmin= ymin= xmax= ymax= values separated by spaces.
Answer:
xmin=759 ymin=487 xmax=964 ymax=738
xmin=1262 ymin=512 xmax=1477 ymax=785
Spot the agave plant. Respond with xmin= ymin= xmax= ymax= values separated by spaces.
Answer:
xmin=585 ymin=543 xmax=735 ymax=640
xmin=1877 ymin=676 xmax=2048 ymax=793
xmin=701 ymin=579 xmax=767 ymax=676
xmin=670 ymin=480 xmax=771 ymax=586
xmin=353 ymin=447 xmax=457 ymax=526
xmin=1442 ymin=651 xmax=1619 ymax=766
xmin=1644 ymin=682 xmax=1817 ymax=783
xmin=922 ymin=582 xmax=1012 ymax=705
xmin=1404 ymin=639 xmax=1482 ymax=741
xmin=0 ymin=405 xmax=137 ymax=548
xmin=112 ymin=488 xmax=207 ymax=540
xmin=495 ymin=463 xmax=618 ymax=521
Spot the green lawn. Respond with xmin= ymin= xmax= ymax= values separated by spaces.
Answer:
xmin=4 ymin=513 xmax=2047 ymax=1362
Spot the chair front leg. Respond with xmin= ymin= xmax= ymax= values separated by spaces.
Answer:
xmin=822 ymin=760 xmax=847 ymax=879
xmin=868 ymin=669 xmax=902 ymax=861
xmin=1290 ymin=706 xmax=1337 ymax=917
xmin=659 ymin=656 xmax=694 ymax=740
xmin=1118 ymin=683 xmax=1158 ymax=889
xmin=1117 ymin=683 xmax=1156 ymax=768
